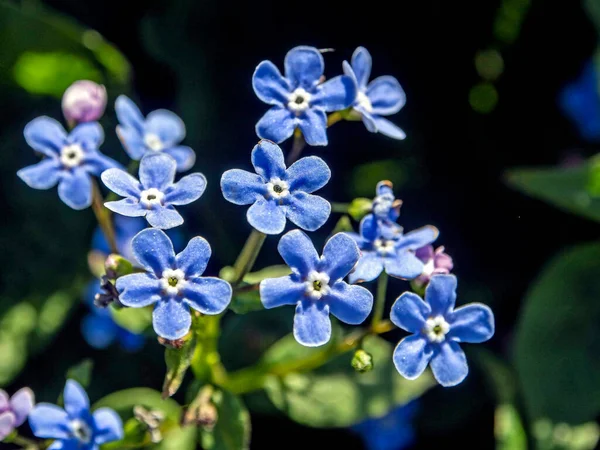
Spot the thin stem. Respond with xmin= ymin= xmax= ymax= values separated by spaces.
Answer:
xmin=91 ymin=179 xmax=118 ymax=254
xmin=286 ymin=131 xmax=306 ymax=165
xmin=8 ymin=434 xmax=41 ymax=449
xmin=371 ymin=272 xmax=389 ymax=328
xmin=327 ymin=111 xmax=344 ymax=127
xmin=231 ymin=229 xmax=267 ymax=286
xmin=331 ymin=202 xmax=350 ymax=214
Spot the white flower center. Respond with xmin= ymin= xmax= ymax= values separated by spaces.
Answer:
xmin=160 ymin=269 xmax=186 ymax=296
xmin=266 ymin=178 xmax=290 ymax=199
xmin=423 ymin=316 xmax=450 ymax=343
xmin=374 ymin=239 xmax=396 ymax=256
xmin=140 ymin=188 xmax=165 ymax=208
xmin=357 ymin=91 xmax=373 ymax=113
xmin=304 ymin=271 xmax=331 ymax=300
xmin=288 ymin=88 xmax=312 ymax=113
xmin=70 ymin=419 xmax=92 ymax=444
xmin=60 ymin=144 xmax=85 ymax=168
xmin=144 ymin=133 xmax=164 ymax=151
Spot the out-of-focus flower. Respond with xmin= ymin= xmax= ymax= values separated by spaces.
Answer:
xmin=62 ymin=80 xmax=107 ymax=124
xmin=414 ymin=245 xmax=453 ymax=287
xmin=351 ymin=401 xmax=418 ymax=450
xmin=0 ymin=388 xmax=35 ymax=441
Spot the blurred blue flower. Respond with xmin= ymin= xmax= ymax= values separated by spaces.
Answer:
xmin=0 ymin=388 xmax=35 ymax=441
xmin=102 ymin=153 xmax=206 ymax=229
xmin=253 ymin=46 xmax=356 ymax=146
xmin=116 ymin=229 xmax=232 ymax=339
xmin=91 ymin=216 xmax=147 ymax=263
xmin=17 ymin=117 xmax=120 ymax=210
xmin=352 ymin=401 xmax=418 ymax=450
xmin=370 ymin=180 xmax=403 ymax=237
xmin=115 ymin=95 xmax=195 ymax=171
xmin=347 ymin=215 xmax=438 ymax=283
xmin=391 ymin=274 xmax=494 ymax=387
xmin=260 ymin=230 xmax=373 ymax=347
xmin=343 ymin=47 xmax=406 ymax=140
xmin=221 ymin=140 xmax=331 ymax=234
xmin=29 ymin=380 xmax=123 ymax=449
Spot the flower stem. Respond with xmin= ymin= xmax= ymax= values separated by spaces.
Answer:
xmin=286 ymin=131 xmax=306 ymax=165
xmin=6 ymin=433 xmax=41 ymax=449
xmin=371 ymin=272 xmax=389 ymax=328
xmin=327 ymin=111 xmax=343 ymax=127
xmin=231 ymin=229 xmax=267 ymax=286
xmin=331 ymin=202 xmax=350 ymax=213
xmin=91 ymin=179 xmax=118 ymax=254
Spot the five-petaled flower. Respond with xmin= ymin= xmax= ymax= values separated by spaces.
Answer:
xmin=28 ymin=380 xmax=123 ymax=449
xmin=390 ymin=274 xmax=494 ymax=386
xmin=343 ymin=47 xmax=407 ymax=140
xmin=0 ymin=388 xmax=34 ymax=441
xmin=253 ymin=46 xmax=356 ymax=146
xmin=221 ymin=140 xmax=331 ymax=234
xmin=17 ymin=117 xmax=120 ymax=210
xmin=116 ymin=228 xmax=232 ymax=339
xmin=102 ymin=153 xmax=206 ymax=229
xmin=260 ymin=230 xmax=373 ymax=347
xmin=115 ymin=95 xmax=195 ymax=171
xmin=347 ymin=215 xmax=438 ymax=283
xmin=414 ymin=245 xmax=453 ymax=288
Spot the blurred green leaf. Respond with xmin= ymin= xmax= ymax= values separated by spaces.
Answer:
xmin=351 ymin=160 xmax=408 ymax=197
xmin=495 ymin=404 xmax=528 ymax=450
xmin=66 ymin=359 xmax=94 ymax=389
xmin=348 ymin=198 xmax=373 ymax=222
xmin=229 ymin=290 xmax=263 ymax=315
xmin=331 ymin=215 xmax=354 ymax=234
xmin=111 ymin=305 xmax=152 ymax=334
xmin=533 ymin=419 xmax=600 ymax=450
xmin=199 ymin=389 xmax=251 ymax=450
xmin=163 ymin=337 xmax=196 ymax=399
xmin=242 ymin=265 xmax=292 ymax=285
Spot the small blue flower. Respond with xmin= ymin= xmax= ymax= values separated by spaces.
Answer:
xmin=221 ymin=140 xmax=331 ymax=235
xmin=116 ymin=228 xmax=232 ymax=339
xmin=351 ymin=401 xmax=418 ymax=450
xmin=348 ymin=215 xmax=438 ymax=283
xmin=253 ymin=46 xmax=356 ymax=146
xmin=115 ymin=95 xmax=195 ymax=171
xmin=28 ymin=380 xmax=123 ymax=449
xmin=391 ymin=274 xmax=494 ymax=387
xmin=371 ymin=180 xmax=402 ymax=233
xmin=102 ymin=153 xmax=206 ymax=229
xmin=260 ymin=230 xmax=373 ymax=347
xmin=17 ymin=117 xmax=120 ymax=210
xmin=343 ymin=47 xmax=407 ymax=140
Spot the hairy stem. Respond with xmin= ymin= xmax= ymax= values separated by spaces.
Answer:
xmin=371 ymin=272 xmax=389 ymax=328
xmin=231 ymin=229 xmax=267 ymax=286
xmin=91 ymin=179 xmax=118 ymax=254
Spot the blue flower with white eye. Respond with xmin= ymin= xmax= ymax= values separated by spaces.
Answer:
xmin=343 ymin=47 xmax=407 ymax=140
xmin=116 ymin=228 xmax=232 ymax=340
xmin=221 ymin=140 xmax=331 ymax=235
xmin=260 ymin=230 xmax=373 ymax=347
xmin=351 ymin=401 xmax=418 ymax=450
xmin=101 ymin=153 xmax=206 ymax=229
xmin=391 ymin=274 xmax=494 ymax=387
xmin=253 ymin=46 xmax=356 ymax=146
xmin=28 ymin=380 xmax=123 ymax=450
xmin=115 ymin=95 xmax=195 ymax=171
xmin=17 ymin=117 xmax=120 ymax=210
xmin=347 ymin=215 xmax=438 ymax=284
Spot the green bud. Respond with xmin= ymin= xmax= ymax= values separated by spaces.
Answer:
xmin=351 ymin=349 xmax=374 ymax=373
xmin=348 ymin=198 xmax=373 ymax=221
xmin=332 ymin=215 xmax=353 ymax=234
xmin=219 ymin=266 xmax=236 ymax=283
xmin=105 ymin=254 xmax=134 ymax=278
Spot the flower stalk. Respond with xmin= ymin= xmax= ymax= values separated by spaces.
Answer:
xmin=91 ymin=179 xmax=118 ymax=254
xmin=231 ymin=229 xmax=267 ymax=286
xmin=371 ymin=271 xmax=389 ymax=328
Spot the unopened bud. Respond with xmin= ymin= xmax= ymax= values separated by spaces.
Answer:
xmin=62 ymin=80 xmax=107 ymax=124
xmin=351 ymin=349 xmax=374 ymax=373
xmin=104 ymin=254 xmax=134 ymax=279
xmin=94 ymin=275 xmax=120 ymax=308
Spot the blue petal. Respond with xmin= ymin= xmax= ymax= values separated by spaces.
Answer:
xmin=347 ymin=252 xmax=384 ymax=284
xmin=448 ymin=303 xmax=494 ymax=343
xmin=384 ymin=251 xmax=424 ymax=280
xmin=425 ymin=274 xmax=457 ymax=317
xmin=351 ymin=47 xmax=373 ymax=90
xmin=358 ymin=214 xmax=380 ymax=242
xmin=131 ymin=228 xmax=176 ymax=276
xmin=251 ymin=140 xmax=286 ymax=180
xmin=115 ymin=96 xmax=145 ymax=134
xmin=342 ymin=60 xmax=358 ymax=89
xmin=117 ymin=125 xmax=146 ymax=160
xmin=146 ymin=109 xmax=186 ymax=146
xmin=259 ymin=275 xmax=304 ymax=308
xmin=82 ymin=152 xmax=122 ymax=175
xmin=139 ymin=153 xmax=176 ymax=191
xmin=319 ymin=233 xmax=361 ymax=281
xmin=285 ymin=156 xmax=331 ymax=193
xmin=68 ymin=122 xmax=104 ymax=152
xmin=93 ymin=408 xmax=123 ymax=444
xmin=361 ymin=111 xmax=378 ymax=133
xmin=145 ymin=206 xmax=184 ymax=229
xmin=397 ymin=226 xmax=439 ymax=251
xmin=293 ymin=299 xmax=331 ymax=347
xmin=164 ymin=146 xmax=196 ymax=172
xmin=297 ymin=109 xmax=327 ymax=146
xmin=311 ymin=75 xmax=356 ymax=112
xmin=277 ymin=230 xmax=319 ymax=277
xmin=58 ymin=169 xmax=92 ymax=210
xmin=176 ymin=236 xmax=211 ymax=278
xmin=284 ymin=46 xmax=324 ymax=89
xmin=390 ymin=292 xmax=431 ymax=334
xmin=165 ymin=173 xmax=206 ymax=205
xmin=327 ymin=281 xmax=373 ymax=325
xmin=252 ymin=61 xmax=289 ymax=106
xmin=430 ymin=341 xmax=468 ymax=387
xmin=371 ymin=116 xmax=406 ymax=140
xmin=101 ymin=168 xmax=141 ymax=197
xmin=376 ymin=181 xmax=394 ymax=197
xmin=117 ymin=273 xmax=162 ymax=307
xmin=393 ymin=334 xmax=432 ymax=380
xmin=247 ymin=197 xmax=286 ymax=235
xmin=63 ymin=380 xmax=90 ymax=418
xmin=47 ymin=441 xmax=79 ymax=450
xmin=367 ymin=76 xmax=406 ymax=116
xmin=104 ymin=199 xmax=147 ymax=218
xmin=117 ymin=329 xmax=145 ymax=352
xmin=28 ymin=404 xmax=70 ymax=439
xmin=286 ymin=192 xmax=331 ymax=231
xmin=221 ymin=169 xmax=265 ymax=205
xmin=181 ymin=277 xmax=232 ymax=315
xmin=24 ymin=116 xmax=67 ymax=157
xmin=81 ymin=314 xmax=118 ymax=349
xmin=152 ymin=299 xmax=191 ymax=339
xmin=256 ymin=106 xmax=296 ymax=143
xmin=17 ymin=158 xmax=62 ymax=190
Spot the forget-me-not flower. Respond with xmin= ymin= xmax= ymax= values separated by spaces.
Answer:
xmin=0 ymin=388 xmax=34 ymax=441
xmin=347 ymin=215 xmax=438 ymax=283
xmin=260 ymin=230 xmax=373 ymax=347
xmin=29 ymin=380 xmax=123 ymax=449
xmin=391 ymin=274 xmax=494 ymax=387
xmin=17 ymin=117 xmax=120 ymax=210
xmin=368 ymin=180 xmax=404 ymax=238
xmin=351 ymin=401 xmax=418 ymax=450
xmin=115 ymin=95 xmax=195 ymax=171
xmin=116 ymin=228 xmax=232 ymax=339
xmin=343 ymin=47 xmax=407 ymax=140
xmin=253 ymin=46 xmax=356 ymax=146
xmin=221 ymin=140 xmax=331 ymax=234
xmin=102 ymin=153 xmax=206 ymax=229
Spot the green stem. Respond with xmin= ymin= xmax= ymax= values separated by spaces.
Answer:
xmin=327 ymin=111 xmax=343 ymax=127
xmin=91 ymin=179 xmax=118 ymax=254
xmin=231 ymin=229 xmax=267 ymax=286
xmin=6 ymin=433 xmax=41 ymax=449
xmin=331 ymin=202 xmax=350 ymax=213
xmin=371 ymin=272 xmax=389 ymax=328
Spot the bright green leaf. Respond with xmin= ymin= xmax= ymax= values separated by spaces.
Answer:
xmin=163 ymin=337 xmax=196 ymax=398
xmin=199 ymin=389 xmax=251 ymax=450
xmin=347 ymin=198 xmax=373 ymax=221
xmin=495 ymin=404 xmax=527 ymax=450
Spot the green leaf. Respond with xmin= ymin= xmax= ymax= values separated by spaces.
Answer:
xmin=229 ymin=290 xmax=263 ymax=315
xmin=242 ymin=265 xmax=292 ymax=284
xmin=332 ymin=215 xmax=354 ymax=234
xmin=66 ymin=359 xmax=94 ymax=389
xmin=495 ymin=404 xmax=527 ymax=450
xmin=163 ymin=337 xmax=196 ymax=399
xmin=514 ymin=242 xmax=600 ymax=423
xmin=199 ymin=389 xmax=251 ymax=450
xmin=111 ymin=305 xmax=152 ymax=334
xmin=348 ymin=198 xmax=373 ymax=221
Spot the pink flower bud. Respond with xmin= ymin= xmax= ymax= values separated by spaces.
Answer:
xmin=62 ymin=80 xmax=107 ymax=124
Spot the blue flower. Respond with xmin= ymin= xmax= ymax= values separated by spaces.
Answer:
xmin=221 ymin=140 xmax=331 ymax=234
xmin=260 ymin=230 xmax=373 ymax=347
xmin=348 ymin=215 xmax=438 ymax=283
xmin=343 ymin=47 xmax=407 ymax=140
xmin=253 ymin=46 xmax=356 ymax=146
xmin=115 ymin=95 xmax=195 ymax=171
xmin=17 ymin=117 xmax=120 ymax=210
xmin=351 ymin=401 xmax=418 ymax=450
xmin=391 ymin=274 xmax=494 ymax=387
xmin=102 ymin=153 xmax=206 ymax=229
xmin=371 ymin=180 xmax=402 ymax=232
xmin=116 ymin=228 xmax=232 ymax=339
xmin=28 ymin=380 xmax=123 ymax=449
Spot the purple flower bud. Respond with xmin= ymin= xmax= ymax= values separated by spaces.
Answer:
xmin=62 ymin=80 xmax=107 ymax=124
xmin=0 ymin=388 xmax=35 ymax=441
xmin=414 ymin=245 xmax=453 ymax=287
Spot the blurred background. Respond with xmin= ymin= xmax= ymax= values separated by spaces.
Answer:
xmin=1 ymin=0 xmax=600 ymax=449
